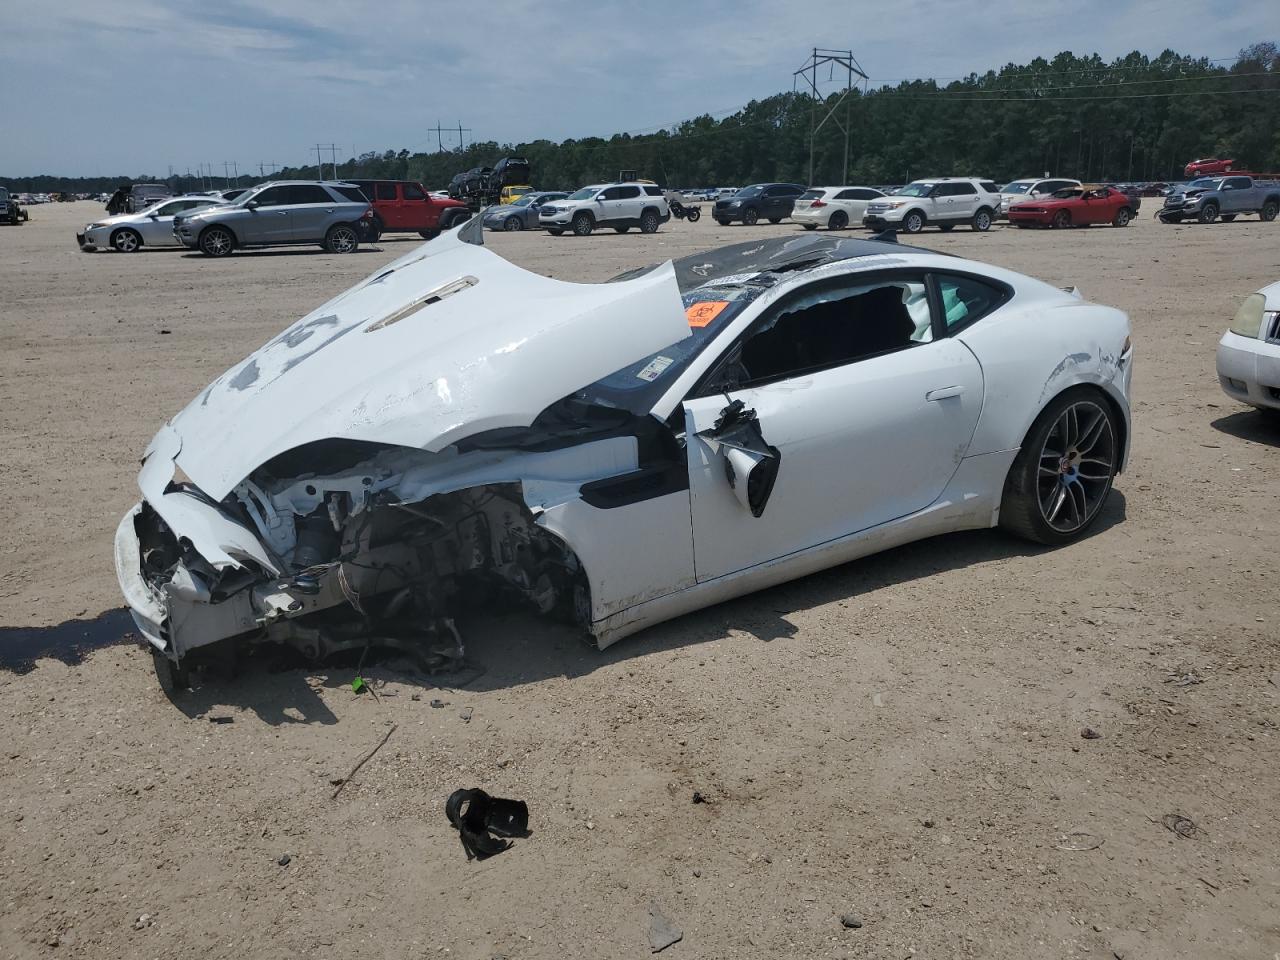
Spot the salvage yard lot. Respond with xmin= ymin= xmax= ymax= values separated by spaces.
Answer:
xmin=2 ymin=202 xmax=1279 ymax=959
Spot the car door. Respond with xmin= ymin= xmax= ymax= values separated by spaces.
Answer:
xmin=400 ymin=181 xmax=429 ymax=228
xmin=137 ymin=199 xmax=185 ymax=245
xmin=285 ymin=184 xmax=340 ymax=241
xmin=950 ymin=182 xmax=979 ymax=219
xmin=1220 ymin=177 xmax=1250 ymax=214
xmin=242 ymin=185 xmax=294 ymax=242
xmin=374 ymin=182 xmax=402 ymax=228
xmin=614 ymin=185 xmax=643 ymax=222
xmin=680 ymin=271 xmax=984 ymax=583
xmin=594 ymin=186 xmax=623 ymax=223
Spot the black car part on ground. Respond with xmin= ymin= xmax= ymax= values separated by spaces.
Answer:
xmin=446 ymin=788 xmax=530 ymax=860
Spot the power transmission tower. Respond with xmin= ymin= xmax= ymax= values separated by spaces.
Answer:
xmin=793 ymin=47 xmax=868 ymax=186
xmin=258 ymin=162 xmax=280 ymax=178
xmin=431 ymin=122 xmax=446 ymax=152
xmin=457 ymin=122 xmax=471 ymax=152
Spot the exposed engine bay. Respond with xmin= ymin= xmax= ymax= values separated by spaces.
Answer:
xmin=131 ymin=439 xmax=597 ymax=677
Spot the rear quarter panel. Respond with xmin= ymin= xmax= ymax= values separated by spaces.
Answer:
xmin=957 ymin=296 xmax=1132 ymax=465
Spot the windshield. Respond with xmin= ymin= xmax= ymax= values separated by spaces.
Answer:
xmin=1188 ymin=178 xmax=1223 ymax=190
xmin=1051 ymin=188 xmax=1081 ymax=199
xmin=734 ymin=185 xmax=763 ymax=198
xmin=1003 ymin=181 xmax=1033 ymax=195
xmin=573 ymin=287 xmax=762 ymax=414
xmin=512 ymin=194 xmax=537 ymax=206
xmin=567 ymin=187 xmax=599 ymax=200
xmin=893 ymin=183 xmax=934 ymax=197
xmin=798 ymin=189 xmax=825 ymax=200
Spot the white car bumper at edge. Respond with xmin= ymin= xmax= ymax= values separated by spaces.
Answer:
xmin=1216 ymin=330 xmax=1280 ymax=410
xmin=114 ymin=506 xmax=168 ymax=650
xmin=790 ymin=209 xmax=828 ymax=226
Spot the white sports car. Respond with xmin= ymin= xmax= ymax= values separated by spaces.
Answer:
xmin=115 ymin=220 xmax=1133 ymax=689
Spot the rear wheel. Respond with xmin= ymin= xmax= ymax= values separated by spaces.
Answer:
xmin=768 ymin=217 xmax=781 ymax=223
xmin=1112 ymin=207 xmax=1132 ymax=227
xmin=572 ymin=212 xmax=594 ymax=236
xmin=418 ymin=229 xmax=441 ymax=240
xmin=639 ymin=210 xmax=660 ymax=234
xmin=111 ymin=228 xmax=141 ymax=252
xmin=999 ymin=388 xmax=1119 ymax=545
xmin=1052 ymin=210 xmax=1072 ymax=229
xmin=613 ymin=225 xmax=630 ymax=233
xmin=971 ymin=208 xmax=993 ymax=232
xmin=685 ymin=207 xmax=700 ymax=222
xmin=324 ymin=223 xmax=359 ymax=254
xmin=1198 ymin=202 xmax=1219 ymax=224
xmin=1261 ymin=201 xmax=1278 ymax=222
xmin=828 ymin=210 xmax=848 ymax=230
xmin=504 ymin=215 xmax=523 ymax=231
xmin=802 ymin=223 xmax=817 ymax=230
xmin=742 ymin=207 xmax=759 ymax=226
xmin=198 ymin=226 xmax=235 ymax=257
xmin=939 ymin=224 xmax=956 ymax=232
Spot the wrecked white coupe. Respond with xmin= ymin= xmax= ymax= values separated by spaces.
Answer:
xmin=116 ymin=218 xmax=1133 ymax=688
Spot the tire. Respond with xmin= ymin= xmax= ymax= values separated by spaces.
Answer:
xmin=802 ymin=223 xmax=818 ymax=230
xmin=152 ymin=647 xmax=191 ymax=696
xmin=639 ymin=210 xmax=660 ymax=234
xmin=548 ymin=228 xmax=564 ymax=236
xmin=1219 ymin=214 xmax=1236 ymax=223
xmin=828 ymin=211 xmax=848 ymax=230
xmin=503 ymin=215 xmax=523 ymax=231
xmin=1052 ymin=210 xmax=1071 ymax=229
xmin=613 ymin=225 xmax=630 ymax=233
xmin=768 ymin=217 xmax=781 ymax=224
xmin=999 ymin=387 xmax=1120 ymax=546
xmin=572 ymin=212 xmax=594 ymax=236
xmin=324 ymin=223 xmax=359 ymax=254
xmin=1261 ymin=201 xmax=1278 ymax=222
xmin=902 ymin=210 xmax=925 ymax=234
xmin=110 ymin=228 xmax=141 ymax=253
xmin=367 ymin=215 xmax=384 ymax=243
xmin=939 ymin=224 xmax=956 ymax=232
xmin=198 ymin=225 xmax=235 ymax=257
xmin=714 ymin=219 xmax=729 ymax=226
xmin=971 ymin=208 xmax=993 ymax=232
xmin=742 ymin=207 xmax=759 ymax=226
xmin=1112 ymin=207 xmax=1132 ymax=227
xmin=419 ymin=229 xmax=441 ymax=240
xmin=1198 ymin=202 xmax=1218 ymax=224
xmin=686 ymin=207 xmax=700 ymax=222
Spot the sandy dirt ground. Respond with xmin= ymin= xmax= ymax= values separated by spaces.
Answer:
xmin=2 ymin=200 xmax=1279 ymax=960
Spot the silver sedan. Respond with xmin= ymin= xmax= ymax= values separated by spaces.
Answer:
xmin=77 ymin=196 xmax=227 ymax=252
xmin=482 ymin=192 xmax=569 ymax=231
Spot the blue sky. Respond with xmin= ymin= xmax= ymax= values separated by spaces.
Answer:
xmin=1 ymin=0 xmax=1275 ymax=176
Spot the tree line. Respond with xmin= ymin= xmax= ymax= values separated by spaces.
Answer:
xmin=7 ymin=44 xmax=1277 ymax=195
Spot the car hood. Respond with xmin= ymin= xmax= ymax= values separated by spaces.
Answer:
xmin=158 ymin=222 xmax=691 ymax=500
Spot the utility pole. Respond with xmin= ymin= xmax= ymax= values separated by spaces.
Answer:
xmin=793 ymin=47 xmax=867 ymax=186
xmin=457 ymin=123 xmax=471 ymax=152
xmin=258 ymin=162 xmax=280 ymax=178
xmin=431 ymin=122 xmax=447 ymax=152
xmin=314 ymin=144 xmax=340 ymax=180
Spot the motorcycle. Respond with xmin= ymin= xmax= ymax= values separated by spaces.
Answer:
xmin=669 ymin=199 xmax=701 ymax=222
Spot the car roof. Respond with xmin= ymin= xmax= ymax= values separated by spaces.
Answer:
xmin=614 ymin=234 xmax=939 ymax=293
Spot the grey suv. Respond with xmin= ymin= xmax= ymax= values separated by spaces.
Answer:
xmin=174 ymin=180 xmax=371 ymax=257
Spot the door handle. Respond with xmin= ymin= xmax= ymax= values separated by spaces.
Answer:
xmin=926 ymin=385 xmax=965 ymax=401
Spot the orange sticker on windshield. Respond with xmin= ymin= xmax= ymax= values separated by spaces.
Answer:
xmin=686 ymin=301 xmax=729 ymax=328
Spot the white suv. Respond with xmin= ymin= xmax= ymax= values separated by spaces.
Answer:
xmin=862 ymin=178 xmax=1002 ymax=234
xmin=539 ymin=182 xmax=671 ymax=236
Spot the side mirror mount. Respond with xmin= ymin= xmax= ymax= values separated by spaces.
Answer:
xmin=595 ymin=195 xmax=606 ymax=202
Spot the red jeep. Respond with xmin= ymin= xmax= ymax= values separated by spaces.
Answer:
xmin=349 ymin=179 xmax=472 ymax=241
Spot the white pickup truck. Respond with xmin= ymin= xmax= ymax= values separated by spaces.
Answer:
xmin=1158 ymin=175 xmax=1280 ymax=224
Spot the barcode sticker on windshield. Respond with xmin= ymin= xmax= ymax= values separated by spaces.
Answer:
xmin=636 ymin=356 xmax=674 ymax=382
xmin=686 ymin=301 xmax=729 ymax=328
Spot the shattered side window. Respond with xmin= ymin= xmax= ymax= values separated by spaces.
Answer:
xmin=571 ymin=287 xmax=762 ymax=414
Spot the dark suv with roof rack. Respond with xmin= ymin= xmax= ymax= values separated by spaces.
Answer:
xmin=713 ymin=183 xmax=806 ymax=225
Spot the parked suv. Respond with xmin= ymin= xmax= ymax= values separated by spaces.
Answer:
xmin=173 ymin=181 xmax=372 ymax=257
xmin=863 ymin=178 xmax=1001 ymax=233
xmin=1 ymin=187 xmax=28 ymax=224
xmin=538 ymin=183 xmax=670 ymax=236
xmin=713 ymin=183 xmax=805 ymax=225
xmin=347 ymin=179 xmax=472 ymax=241
xmin=126 ymin=183 xmax=173 ymax=213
